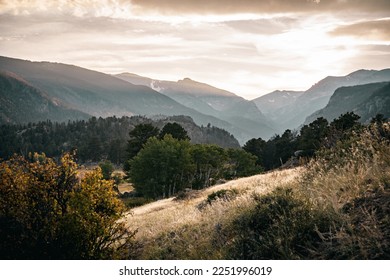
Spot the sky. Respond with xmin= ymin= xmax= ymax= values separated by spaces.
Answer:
xmin=0 ymin=0 xmax=389 ymax=99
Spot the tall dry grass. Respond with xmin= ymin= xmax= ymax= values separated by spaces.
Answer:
xmin=125 ymin=168 xmax=302 ymax=259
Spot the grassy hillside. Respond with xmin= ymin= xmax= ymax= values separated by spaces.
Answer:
xmin=125 ymin=167 xmax=301 ymax=259
xmin=125 ymin=122 xmax=390 ymax=259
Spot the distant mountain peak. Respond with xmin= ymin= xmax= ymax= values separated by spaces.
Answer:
xmin=117 ymin=72 xmax=143 ymax=77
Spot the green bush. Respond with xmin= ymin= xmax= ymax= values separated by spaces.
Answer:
xmin=207 ymin=189 xmax=239 ymax=204
xmin=223 ymin=188 xmax=336 ymax=259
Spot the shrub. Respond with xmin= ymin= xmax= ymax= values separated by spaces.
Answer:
xmin=207 ymin=189 xmax=239 ymax=204
xmin=99 ymin=160 xmax=114 ymax=180
xmin=223 ymin=188 xmax=336 ymax=259
xmin=197 ymin=189 xmax=239 ymax=210
xmin=0 ymin=153 xmax=135 ymax=259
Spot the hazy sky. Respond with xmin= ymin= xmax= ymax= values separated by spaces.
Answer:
xmin=0 ymin=0 xmax=389 ymax=99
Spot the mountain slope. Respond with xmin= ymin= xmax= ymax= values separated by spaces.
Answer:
xmin=0 ymin=71 xmax=90 ymax=124
xmin=254 ymin=69 xmax=390 ymax=130
xmin=305 ymin=82 xmax=390 ymax=124
xmin=0 ymin=56 xmax=260 ymax=144
xmin=252 ymin=90 xmax=304 ymax=123
xmin=0 ymin=56 xmax=203 ymax=118
xmin=355 ymin=83 xmax=390 ymax=122
xmin=116 ymin=73 xmax=278 ymax=140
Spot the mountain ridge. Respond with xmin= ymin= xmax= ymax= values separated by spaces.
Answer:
xmin=305 ymin=82 xmax=390 ymax=124
xmin=0 ymin=56 xmax=277 ymax=144
xmin=116 ymin=72 xmax=278 ymax=141
xmin=254 ymin=68 xmax=390 ymax=131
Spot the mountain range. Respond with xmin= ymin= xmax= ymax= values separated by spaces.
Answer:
xmin=0 ymin=56 xmax=277 ymax=144
xmin=255 ymin=69 xmax=390 ymax=130
xmin=115 ymin=73 xmax=277 ymax=143
xmin=0 ymin=55 xmax=389 ymax=145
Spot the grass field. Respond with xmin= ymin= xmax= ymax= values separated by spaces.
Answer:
xmin=125 ymin=167 xmax=303 ymax=259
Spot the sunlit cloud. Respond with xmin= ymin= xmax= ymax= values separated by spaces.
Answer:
xmin=330 ymin=18 xmax=390 ymax=41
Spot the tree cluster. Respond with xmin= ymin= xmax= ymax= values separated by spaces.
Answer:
xmin=243 ymin=112 xmax=366 ymax=170
xmin=125 ymin=124 xmax=260 ymax=199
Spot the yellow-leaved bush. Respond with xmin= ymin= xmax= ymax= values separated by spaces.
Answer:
xmin=0 ymin=153 xmax=135 ymax=259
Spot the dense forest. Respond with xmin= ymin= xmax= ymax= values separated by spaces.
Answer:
xmin=0 ymin=115 xmax=239 ymax=164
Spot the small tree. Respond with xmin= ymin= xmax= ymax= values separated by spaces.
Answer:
xmin=99 ymin=160 xmax=114 ymax=180
xmin=330 ymin=112 xmax=361 ymax=131
xmin=130 ymin=135 xmax=194 ymax=199
xmin=243 ymin=137 xmax=266 ymax=166
xmin=191 ymin=144 xmax=227 ymax=188
xmin=298 ymin=117 xmax=329 ymax=151
xmin=225 ymin=148 xmax=261 ymax=178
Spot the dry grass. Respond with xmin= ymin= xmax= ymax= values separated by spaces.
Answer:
xmin=118 ymin=182 xmax=134 ymax=194
xmin=124 ymin=167 xmax=302 ymax=258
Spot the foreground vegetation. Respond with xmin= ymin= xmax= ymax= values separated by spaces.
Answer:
xmin=126 ymin=121 xmax=390 ymax=259
xmin=0 ymin=153 xmax=134 ymax=259
xmin=1 ymin=115 xmax=388 ymax=259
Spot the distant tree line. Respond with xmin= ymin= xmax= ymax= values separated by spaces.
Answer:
xmin=0 ymin=115 xmax=239 ymax=164
xmin=243 ymin=112 xmax=387 ymax=171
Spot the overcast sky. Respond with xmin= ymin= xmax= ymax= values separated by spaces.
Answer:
xmin=0 ymin=0 xmax=389 ymax=99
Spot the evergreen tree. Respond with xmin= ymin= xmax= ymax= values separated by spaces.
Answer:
xmin=298 ymin=117 xmax=329 ymax=151
xmin=159 ymin=122 xmax=190 ymax=141
xmin=124 ymin=123 xmax=159 ymax=172
xmin=243 ymin=137 xmax=267 ymax=166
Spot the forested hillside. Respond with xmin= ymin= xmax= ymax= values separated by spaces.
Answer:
xmin=0 ymin=115 xmax=240 ymax=164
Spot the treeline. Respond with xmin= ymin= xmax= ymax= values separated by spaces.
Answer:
xmin=124 ymin=123 xmax=260 ymax=199
xmin=243 ymin=112 xmax=387 ymax=170
xmin=0 ymin=115 xmax=239 ymax=164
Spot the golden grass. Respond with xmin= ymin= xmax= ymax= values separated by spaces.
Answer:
xmin=118 ymin=183 xmax=134 ymax=194
xmin=124 ymin=167 xmax=303 ymax=257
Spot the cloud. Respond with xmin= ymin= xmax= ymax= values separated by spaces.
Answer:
xmin=224 ymin=17 xmax=299 ymax=35
xmin=330 ymin=19 xmax=390 ymax=40
xmin=130 ymin=0 xmax=390 ymax=15
xmin=1 ymin=0 xmax=390 ymax=18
